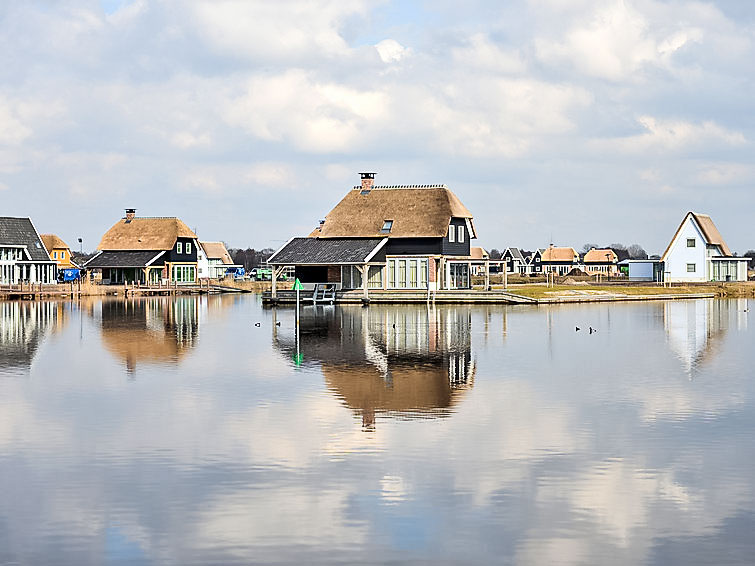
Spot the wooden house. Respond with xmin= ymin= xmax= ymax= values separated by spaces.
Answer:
xmin=661 ymin=212 xmax=747 ymax=282
xmin=40 ymin=234 xmax=76 ymax=269
xmin=268 ymin=173 xmax=479 ymax=293
xmin=85 ymin=209 xmax=199 ymax=285
xmin=0 ymin=217 xmax=56 ymax=285
xmin=501 ymin=247 xmax=526 ymax=274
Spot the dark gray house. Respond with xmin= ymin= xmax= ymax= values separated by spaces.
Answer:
xmin=268 ymin=173 xmax=479 ymax=294
xmin=0 ymin=217 xmax=56 ymax=285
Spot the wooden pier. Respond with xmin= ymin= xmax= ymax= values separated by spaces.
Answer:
xmin=262 ymin=288 xmax=537 ymax=305
xmin=0 ymin=280 xmax=248 ymax=300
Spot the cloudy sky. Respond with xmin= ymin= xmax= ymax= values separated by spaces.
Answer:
xmin=1 ymin=0 xmax=753 ymax=254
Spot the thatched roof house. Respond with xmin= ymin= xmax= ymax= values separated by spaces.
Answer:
xmin=41 ymin=233 xmax=77 ymax=269
xmin=85 ymin=209 xmax=200 ymax=285
xmin=269 ymin=173 xmax=480 ymax=294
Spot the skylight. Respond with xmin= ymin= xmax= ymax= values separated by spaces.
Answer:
xmin=381 ymin=220 xmax=393 ymax=233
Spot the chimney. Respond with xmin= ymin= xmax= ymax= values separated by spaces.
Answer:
xmin=359 ymin=172 xmax=375 ymax=191
xmin=125 ymin=208 xmax=136 ymax=222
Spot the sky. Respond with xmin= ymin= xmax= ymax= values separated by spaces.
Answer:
xmin=1 ymin=0 xmax=754 ymax=254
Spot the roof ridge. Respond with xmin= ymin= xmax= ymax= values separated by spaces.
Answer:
xmin=351 ymin=184 xmax=448 ymax=190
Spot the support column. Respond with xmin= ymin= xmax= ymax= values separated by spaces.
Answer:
xmin=485 ymin=260 xmax=490 ymax=290
xmin=360 ymin=265 xmax=369 ymax=299
xmin=271 ymin=266 xmax=279 ymax=299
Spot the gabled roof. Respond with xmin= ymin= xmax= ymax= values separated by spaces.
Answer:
xmin=541 ymin=246 xmax=578 ymax=262
xmin=312 ymin=185 xmax=475 ymax=239
xmin=40 ymin=234 xmax=69 ymax=251
xmin=268 ymin=237 xmax=387 ymax=265
xmin=662 ymin=212 xmax=733 ymax=260
xmin=97 ymin=217 xmax=197 ymax=251
xmin=0 ymin=217 xmax=52 ymax=262
xmin=584 ymin=248 xmax=618 ymax=263
xmin=200 ymin=241 xmax=234 ymax=264
xmin=504 ymin=247 xmax=524 ymax=261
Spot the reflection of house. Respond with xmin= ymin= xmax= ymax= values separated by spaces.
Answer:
xmin=85 ymin=209 xmax=199 ymax=285
xmin=583 ymin=248 xmax=619 ymax=276
xmin=663 ymin=299 xmax=745 ymax=374
xmin=268 ymin=173 xmax=479 ymax=293
xmin=40 ymin=234 xmax=76 ymax=269
xmin=0 ymin=301 xmax=61 ymax=372
xmin=661 ymin=212 xmax=747 ymax=282
xmin=541 ymin=246 xmax=579 ymax=275
xmin=99 ymin=297 xmax=199 ymax=373
xmin=0 ymin=217 xmax=57 ymax=284
xmin=197 ymin=241 xmax=242 ymax=279
xmin=273 ymin=305 xmax=475 ymax=427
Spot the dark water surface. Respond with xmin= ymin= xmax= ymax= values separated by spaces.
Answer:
xmin=1 ymin=295 xmax=754 ymax=565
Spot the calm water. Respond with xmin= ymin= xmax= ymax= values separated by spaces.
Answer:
xmin=1 ymin=295 xmax=754 ymax=565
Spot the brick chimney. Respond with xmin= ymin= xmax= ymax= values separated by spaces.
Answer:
xmin=359 ymin=172 xmax=375 ymax=191
xmin=125 ymin=208 xmax=136 ymax=222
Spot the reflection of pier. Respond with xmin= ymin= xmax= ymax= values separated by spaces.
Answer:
xmin=664 ymin=299 xmax=747 ymax=374
xmin=0 ymin=301 xmax=64 ymax=372
xmin=274 ymin=305 xmax=475 ymax=427
xmin=97 ymin=297 xmax=200 ymax=373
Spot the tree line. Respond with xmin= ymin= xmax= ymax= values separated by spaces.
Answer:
xmin=228 ymin=247 xmax=276 ymax=271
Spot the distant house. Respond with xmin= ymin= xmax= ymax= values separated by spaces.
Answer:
xmin=541 ymin=246 xmax=579 ymax=275
xmin=661 ymin=212 xmax=747 ymax=282
xmin=0 ymin=217 xmax=56 ymax=284
xmin=470 ymin=247 xmax=489 ymax=276
xmin=198 ymin=241 xmax=242 ymax=279
xmin=521 ymin=249 xmax=543 ymax=276
xmin=583 ymin=248 xmax=619 ymax=276
xmin=268 ymin=173 xmax=478 ymax=292
xmin=41 ymin=234 xmax=77 ymax=270
xmin=501 ymin=247 xmax=527 ymax=274
xmin=85 ymin=209 xmax=199 ymax=285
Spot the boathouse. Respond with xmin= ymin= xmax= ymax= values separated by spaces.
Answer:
xmin=85 ymin=209 xmax=200 ymax=285
xmin=267 ymin=173 xmax=481 ymax=298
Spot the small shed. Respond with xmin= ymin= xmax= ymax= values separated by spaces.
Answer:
xmin=618 ymin=259 xmax=664 ymax=281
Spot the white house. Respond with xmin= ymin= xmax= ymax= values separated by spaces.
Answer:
xmin=661 ymin=212 xmax=747 ymax=282
xmin=198 ymin=241 xmax=241 ymax=279
xmin=0 ymin=217 xmax=57 ymax=285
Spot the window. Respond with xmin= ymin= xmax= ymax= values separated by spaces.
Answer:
xmin=420 ymin=259 xmax=427 ymax=287
xmin=381 ymin=220 xmax=393 ymax=233
xmin=687 ymin=263 xmax=696 ymax=272
xmin=409 ymin=260 xmax=417 ymax=287
xmin=448 ymin=224 xmax=455 ymax=243
xmin=177 ymin=242 xmax=183 ymax=254
xmin=687 ymin=238 xmax=696 ymax=247
xmin=387 ymin=260 xmax=395 ymax=287
xmin=61 ymin=251 xmax=65 ymax=259
xmin=53 ymin=251 xmax=57 ymax=259
xmin=368 ymin=266 xmax=383 ymax=288
xmin=458 ymin=225 xmax=465 ymax=243
xmin=398 ymin=260 xmax=407 ymax=288
xmin=186 ymin=242 xmax=192 ymax=255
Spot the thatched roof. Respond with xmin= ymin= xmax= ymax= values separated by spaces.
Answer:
xmin=584 ymin=248 xmax=618 ymax=263
xmin=662 ymin=212 xmax=733 ymax=260
xmin=40 ymin=234 xmax=69 ymax=251
xmin=470 ymin=246 xmax=488 ymax=260
xmin=97 ymin=217 xmax=197 ymax=251
xmin=312 ymin=185 xmax=475 ymax=239
xmin=542 ymin=246 xmax=578 ymax=262
xmin=200 ymin=241 xmax=234 ymax=264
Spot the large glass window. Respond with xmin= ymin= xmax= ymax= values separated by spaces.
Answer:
xmin=368 ymin=266 xmax=383 ymax=288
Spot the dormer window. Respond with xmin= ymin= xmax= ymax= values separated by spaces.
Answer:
xmin=186 ymin=242 xmax=192 ymax=254
xmin=448 ymin=224 xmax=455 ymax=243
xmin=381 ymin=220 xmax=393 ymax=233
xmin=177 ymin=242 xmax=183 ymax=254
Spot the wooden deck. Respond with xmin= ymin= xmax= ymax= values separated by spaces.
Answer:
xmin=262 ymin=289 xmax=537 ymax=305
xmin=0 ymin=281 xmax=248 ymax=300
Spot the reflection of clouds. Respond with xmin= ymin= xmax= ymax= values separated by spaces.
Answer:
xmin=195 ymin=488 xmax=367 ymax=553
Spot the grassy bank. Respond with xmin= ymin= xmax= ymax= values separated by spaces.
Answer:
xmin=494 ymin=282 xmax=755 ymax=300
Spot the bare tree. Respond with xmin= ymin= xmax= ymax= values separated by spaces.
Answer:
xmin=581 ymin=243 xmax=599 ymax=253
xmin=626 ymin=244 xmax=648 ymax=259
xmin=489 ymin=248 xmax=502 ymax=260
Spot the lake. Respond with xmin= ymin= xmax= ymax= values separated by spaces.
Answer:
xmin=0 ymin=295 xmax=754 ymax=565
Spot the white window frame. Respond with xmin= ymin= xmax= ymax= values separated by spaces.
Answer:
xmin=687 ymin=238 xmax=696 ymax=248
xmin=687 ymin=263 xmax=696 ymax=273
xmin=448 ymin=224 xmax=455 ymax=243
xmin=186 ymin=242 xmax=192 ymax=255
xmin=177 ymin=242 xmax=183 ymax=254
xmin=458 ymin=225 xmax=465 ymax=243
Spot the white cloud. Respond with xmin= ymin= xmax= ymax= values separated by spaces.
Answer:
xmin=375 ymin=39 xmax=408 ymax=63
xmin=605 ymin=116 xmax=746 ymax=153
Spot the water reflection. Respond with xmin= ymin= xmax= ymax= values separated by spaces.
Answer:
xmin=97 ymin=297 xmax=200 ymax=373
xmin=0 ymin=301 xmax=66 ymax=374
xmin=273 ymin=305 xmax=475 ymax=427
xmin=664 ymin=298 xmax=748 ymax=375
